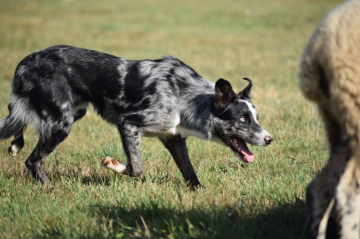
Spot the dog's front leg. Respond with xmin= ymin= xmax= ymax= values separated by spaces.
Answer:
xmin=118 ymin=125 xmax=143 ymax=176
xmin=160 ymin=135 xmax=202 ymax=189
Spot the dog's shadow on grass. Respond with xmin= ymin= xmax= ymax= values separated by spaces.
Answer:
xmin=51 ymin=198 xmax=305 ymax=239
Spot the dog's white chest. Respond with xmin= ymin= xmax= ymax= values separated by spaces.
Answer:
xmin=143 ymin=114 xmax=225 ymax=145
xmin=164 ymin=114 xmax=207 ymax=139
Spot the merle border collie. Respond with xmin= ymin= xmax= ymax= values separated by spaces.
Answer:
xmin=0 ymin=45 xmax=272 ymax=188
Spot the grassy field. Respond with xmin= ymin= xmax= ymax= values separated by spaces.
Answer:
xmin=0 ymin=0 xmax=342 ymax=238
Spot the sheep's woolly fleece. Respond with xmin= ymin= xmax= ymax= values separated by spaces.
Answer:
xmin=299 ymin=0 xmax=360 ymax=238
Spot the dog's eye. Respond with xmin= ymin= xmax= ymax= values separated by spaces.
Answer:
xmin=240 ymin=117 xmax=247 ymax=122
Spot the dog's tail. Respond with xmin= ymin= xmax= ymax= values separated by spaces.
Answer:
xmin=0 ymin=106 xmax=24 ymax=140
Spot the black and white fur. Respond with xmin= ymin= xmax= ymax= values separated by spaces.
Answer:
xmin=0 ymin=45 xmax=272 ymax=188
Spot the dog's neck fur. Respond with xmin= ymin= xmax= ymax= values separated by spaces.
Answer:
xmin=177 ymin=92 xmax=223 ymax=143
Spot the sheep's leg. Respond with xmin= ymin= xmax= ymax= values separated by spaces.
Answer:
xmin=334 ymin=157 xmax=360 ymax=239
xmin=306 ymin=145 xmax=351 ymax=239
xmin=305 ymin=97 xmax=350 ymax=238
xmin=327 ymin=70 xmax=360 ymax=238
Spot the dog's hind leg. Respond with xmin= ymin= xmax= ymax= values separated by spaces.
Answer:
xmin=8 ymin=127 xmax=26 ymax=157
xmin=25 ymin=119 xmax=73 ymax=184
xmin=6 ymin=103 xmax=26 ymax=157
xmin=160 ymin=135 xmax=202 ymax=189
xmin=118 ymin=124 xmax=143 ymax=176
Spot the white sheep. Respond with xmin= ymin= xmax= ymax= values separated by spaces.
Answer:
xmin=299 ymin=0 xmax=360 ymax=238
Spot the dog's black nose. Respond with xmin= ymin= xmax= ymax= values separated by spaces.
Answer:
xmin=264 ymin=135 xmax=273 ymax=145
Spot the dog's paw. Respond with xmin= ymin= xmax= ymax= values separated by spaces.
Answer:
xmin=101 ymin=157 xmax=128 ymax=174
xmin=8 ymin=145 xmax=21 ymax=157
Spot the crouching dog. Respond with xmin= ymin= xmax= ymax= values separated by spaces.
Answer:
xmin=0 ymin=45 xmax=272 ymax=188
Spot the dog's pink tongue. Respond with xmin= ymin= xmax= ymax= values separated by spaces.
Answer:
xmin=238 ymin=140 xmax=254 ymax=163
xmin=243 ymin=152 xmax=254 ymax=163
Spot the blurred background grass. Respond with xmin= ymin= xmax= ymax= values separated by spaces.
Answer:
xmin=0 ymin=0 xmax=341 ymax=238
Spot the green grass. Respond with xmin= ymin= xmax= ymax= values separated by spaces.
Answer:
xmin=0 ymin=0 xmax=341 ymax=238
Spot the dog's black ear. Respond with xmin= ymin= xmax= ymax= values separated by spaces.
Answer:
xmin=214 ymin=78 xmax=236 ymax=111
xmin=238 ymin=77 xmax=252 ymax=101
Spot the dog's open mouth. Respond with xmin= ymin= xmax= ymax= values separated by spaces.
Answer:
xmin=229 ymin=138 xmax=254 ymax=163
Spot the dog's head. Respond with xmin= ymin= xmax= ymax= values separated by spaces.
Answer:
xmin=213 ymin=78 xmax=272 ymax=163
